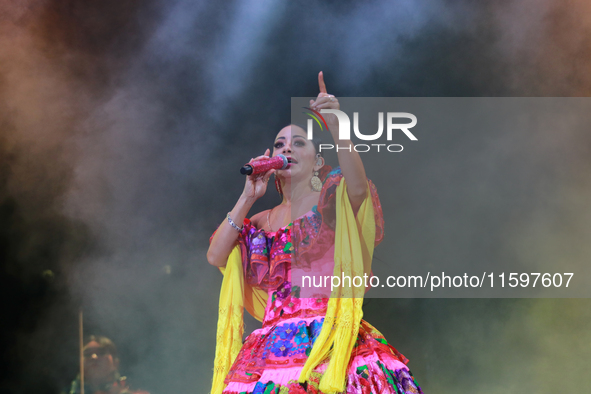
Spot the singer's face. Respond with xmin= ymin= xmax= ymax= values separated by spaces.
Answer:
xmin=273 ymin=125 xmax=318 ymax=181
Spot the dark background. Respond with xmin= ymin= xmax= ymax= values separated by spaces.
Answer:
xmin=1 ymin=0 xmax=590 ymax=393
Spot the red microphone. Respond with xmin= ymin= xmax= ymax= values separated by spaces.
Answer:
xmin=240 ymin=154 xmax=288 ymax=175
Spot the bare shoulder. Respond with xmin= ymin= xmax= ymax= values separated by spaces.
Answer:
xmin=250 ymin=209 xmax=271 ymax=229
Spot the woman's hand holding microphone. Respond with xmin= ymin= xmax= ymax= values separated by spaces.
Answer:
xmin=241 ymin=149 xmax=276 ymax=202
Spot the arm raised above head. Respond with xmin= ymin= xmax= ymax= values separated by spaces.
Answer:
xmin=309 ymin=71 xmax=368 ymax=211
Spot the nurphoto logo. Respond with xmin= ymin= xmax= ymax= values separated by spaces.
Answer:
xmin=304 ymin=108 xmax=418 ymax=153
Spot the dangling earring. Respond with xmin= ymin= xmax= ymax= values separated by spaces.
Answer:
xmin=275 ymin=176 xmax=283 ymax=198
xmin=311 ymin=155 xmax=323 ymax=192
xmin=311 ymin=170 xmax=322 ymax=192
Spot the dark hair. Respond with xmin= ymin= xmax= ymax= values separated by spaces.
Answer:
xmin=85 ymin=335 xmax=118 ymax=359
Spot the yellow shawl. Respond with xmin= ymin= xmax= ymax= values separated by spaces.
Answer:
xmin=211 ymin=179 xmax=376 ymax=394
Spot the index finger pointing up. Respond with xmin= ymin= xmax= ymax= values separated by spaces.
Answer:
xmin=318 ymin=71 xmax=327 ymax=93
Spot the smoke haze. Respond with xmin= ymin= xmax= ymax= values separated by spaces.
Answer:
xmin=1 ymin=0 xmax=590 ymax=392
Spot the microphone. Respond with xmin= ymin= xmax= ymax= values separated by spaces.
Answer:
xmin=240 ymin=154 xmax=288 ymax=175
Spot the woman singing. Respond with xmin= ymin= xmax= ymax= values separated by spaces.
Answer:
xmin=207 ymin=72 xmax=423 ymax=394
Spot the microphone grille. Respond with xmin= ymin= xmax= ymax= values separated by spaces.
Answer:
xmin=276 ymin=154 xmax=288 ymax=169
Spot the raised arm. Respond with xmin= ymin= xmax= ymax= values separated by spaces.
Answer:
xmin=309 ymin=71 xmax=368 ymax=211
xmin=206 ymin=150 xmax=274 ymax=267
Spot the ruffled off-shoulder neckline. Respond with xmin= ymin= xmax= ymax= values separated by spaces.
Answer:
xmin=256 ymin=206 xmax=318 ymax=236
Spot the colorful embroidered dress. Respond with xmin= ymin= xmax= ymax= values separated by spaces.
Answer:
xmin=215 ymin=169 xmax=423 ymax=394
